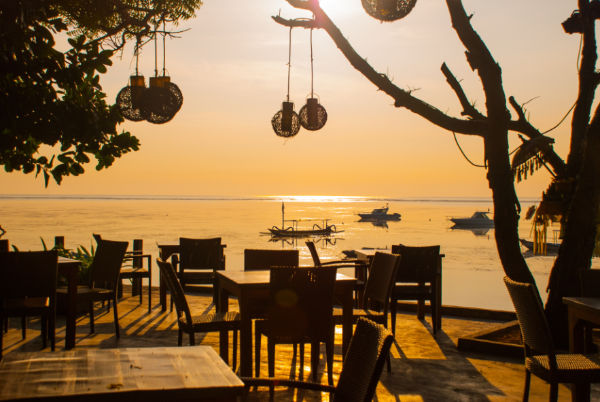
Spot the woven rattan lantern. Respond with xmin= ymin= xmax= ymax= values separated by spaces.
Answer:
xmin=140 ymin=76 xmax=183 ymax=124
xmin=116 ymin=75 xmax=146 ymax=122
xmin=361 ymin=0 xmax=417 ymax=22
xmin=299 ymin=97 xmax=327 ymax=131
xmin=272 ymin=101 xmax=300 ymax=137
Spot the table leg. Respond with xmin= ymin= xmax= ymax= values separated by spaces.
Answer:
xmin=147 ymin=257 xmax=152 ymax=313
xmin=217 ymin=281 xmax=230 ymax=365
xmin=238 ymin=295 xmax=253 ymax=377
xmin=160 ymin=274 xmax=167 ymax=311
xmin=65 ymin=267 xmax=77 ymax=350
xmin=568 ymin=309 xmax=590 ymax=402
xmin=342 ymin=285 xmax=353 ymax=358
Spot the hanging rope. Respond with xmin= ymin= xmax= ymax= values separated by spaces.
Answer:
xmin=452 ymin=131 xmax=487 ymax=168
xmin=153 ymin=24 xmax=158 ymax=77
xmin=310 ymin=28 xmax=314 ymax=98
xmin=162 ymin=21 xmax=167 ymax=77
xmin=541 ymin=101 xmax=577 ymax=135
xmin=134 ymin=35 xmax=140 ymax=76
xmin=286 ymin=27 xmax=292 ymax=102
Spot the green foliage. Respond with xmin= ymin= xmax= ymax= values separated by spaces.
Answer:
xmin=0 ymin=0 xmax=202 ymax=186
xmin=40 ymin=236 xmax=95 ymax=284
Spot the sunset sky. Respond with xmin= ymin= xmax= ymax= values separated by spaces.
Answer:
xmin=1 ymin=0 xmax=579 ymax=198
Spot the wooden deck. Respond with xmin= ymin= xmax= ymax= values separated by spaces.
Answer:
xmin=1 ymin=285 xmax=596 ymax=401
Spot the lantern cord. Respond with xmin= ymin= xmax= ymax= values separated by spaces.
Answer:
xmin=310 ymin=27 xmax=314 ymax=98
xmin=154 ymin=23 xmax=158 ymax=77
xmin=162 ymin=20 xmax=166 ymax=77
xmin=287 ymin=27 xmax=292 ymax=102
xmin=452 ymin=131 xmax=487 ymax=168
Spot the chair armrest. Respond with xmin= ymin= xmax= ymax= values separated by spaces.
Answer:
xmin=241 ymin=377 xmax=336 ymax=393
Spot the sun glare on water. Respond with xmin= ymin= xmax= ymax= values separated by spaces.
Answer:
xmin=266 ymin=195 xmax=366 ymax=203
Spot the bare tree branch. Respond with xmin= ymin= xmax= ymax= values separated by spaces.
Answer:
xmin=275 ymin=2 xmax=485 ymax=136
xmin=440 ymin=62 xmax=484 ymax=119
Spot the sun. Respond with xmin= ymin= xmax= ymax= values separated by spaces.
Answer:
xmin=317 ymin=0 xmax=356 ymax=17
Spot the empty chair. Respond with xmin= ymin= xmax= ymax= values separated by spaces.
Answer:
xmin=243 ymin=317 xmax=394 ymax=402
xmin=306 ymin=240 xmax=367 ymax=306
xmin=174 ymin=237 xmax=225 ymax=303
xmin=156 ymin=258 xmax=239 ymax=368
xmin=333 ymin=251 xmax=401 ymax=372
xmin=504 ymin=276 xmax=600 ymax=401
xmin=0 ymin=250 xmax=58 ymax=358
xmin=57 ymin=239 xmax=128 ymax=338
xmin=243 ymin=249 xmax=298 ymax=271
xmin=390 ymin=244 xmax=442 ymax=335
xmin=254 ymin=266 xmax=337 ymax=384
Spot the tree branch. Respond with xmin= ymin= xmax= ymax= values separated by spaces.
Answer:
xmin=275 ymin=1 xmax=485 ymax=136
xmin=441 ymin=62 xmax=484 ymax=119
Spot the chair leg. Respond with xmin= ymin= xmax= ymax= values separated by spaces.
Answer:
xmin=21 ymin=316 xmax=26 ymax=339
xmin=189 ymin=332 xmax=195 ymax=346
xmin=112 ymin=296 xmax=120 ymax=339
xmin=299 ymin=343 xmax=305 ymax=380
xmin=549 ymin=381 xmax=558 ymax=402
xmin=232 ymin=329 xmax=238 ymax=371
xmin=326 ymin=339 xmax=334 ymax=386
xmin=310 ymin=341 xmax=319 ymax=382
xmin=89 ymin=301 xmax=95 ymax=334
xmin=41 ymin=316 xmax=47 ymax=349
xmin=178 ymin=328 xmax=183 ymax=346
xmin=523 ymin=370 xmax=531 ymax=402
xmin=390 ymin=299 xmax=397 ymax=336
xmin=267 ymin=339 xmax=275 ymax=378
xmin=417 ymin=297 xmax=425 ymax=320
xmin=50 ymin=311 xmax=56 ymax=352
xmin=255 ymin=330 xmax=261 ymax=377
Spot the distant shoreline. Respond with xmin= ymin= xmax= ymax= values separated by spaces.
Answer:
xmin=0 ymin=194 xmax=540 ymax=203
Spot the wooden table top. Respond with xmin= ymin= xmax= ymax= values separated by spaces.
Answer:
xmin=0 ymin=346 xmax=244 ymax=401
xmin=217 ymin=269 xmax=356 ymax=285
xmin=563 ymin=296 xmax=600 ymax=314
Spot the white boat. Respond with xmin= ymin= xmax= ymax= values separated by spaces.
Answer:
xmin=450 ymin=211 xmax=494 ymax=228
xmin=358 ymin=204 xmax=401 ymax=221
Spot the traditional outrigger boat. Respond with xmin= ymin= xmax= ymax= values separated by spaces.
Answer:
xmin=267 ymin=202 xmax=342 ymax=238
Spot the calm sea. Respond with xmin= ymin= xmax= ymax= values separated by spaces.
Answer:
xmin=0 ymin=195 xmax=570 ymax=311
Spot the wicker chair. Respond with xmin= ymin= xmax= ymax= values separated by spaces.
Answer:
xmin=156 ymin=258 xmax=239 ymax=368
xmin=333 ymin=251 xmax=401 ymax=372
xmin=243 ymin=317 xmax=394 ymax=402
xmin=504 ymin=276 xmax=600 ymax=401
xmin=306 ymin=241 xmax=367 ymax=306
xmin=243 ymin=249 xmax=298 ymax=271
xmin=390 ymin=244 xmax=442 ymax=335
xmin=173 ymin=237 xmax=225 ymax=304
xmin=254 ymin=266 xmax=337 ymax=384
xmin=0 ymin=250 xmax=58 ymax=358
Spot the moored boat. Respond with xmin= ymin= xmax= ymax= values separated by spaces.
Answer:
xmin=450 ymin=211 xmax=494 ymax=228
xmin=358 ymin=204 xmax=401 ymax=221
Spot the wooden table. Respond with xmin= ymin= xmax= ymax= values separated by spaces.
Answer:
xmin=0 ymin=346 xmax=244 ymax=401
xmin=563 ymin=296 xmax=600 ymax=401
xmin=216 ymin=269 xmax=356 ymax=377
xmin=58 ymin=256 xmax=81 ymax=350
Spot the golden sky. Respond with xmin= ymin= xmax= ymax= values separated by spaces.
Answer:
xmin=1 ymin=0 xmax=578 ymax=198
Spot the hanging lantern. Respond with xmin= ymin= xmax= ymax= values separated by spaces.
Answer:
xmin=116 ymin=75 xmax=146 ymax=122
xmin=361 ymin=0 xmax=417 ymax=22
xmin=272 ymin=101 xmax=300 ymax=138
xmin=140 ymin=76 xmax=183 ymax=124
xmin=299 ymin=98 xmax=327 ymax=131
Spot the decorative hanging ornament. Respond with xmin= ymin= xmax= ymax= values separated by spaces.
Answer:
xmin=116 ymin=75 xmax=146 ymax=122
xmin=299 ymin=29 xmax=327 ymax=131
xmin=272 ymin=101 xmax=300 ymax=137
xmin=272 ymin=27 xmax=300 ymax=138
xmin=299 ymin=97 xmax=327 ymax=131
xmin=139 ymin=22 xmax=184 ymax=124
xmin=361 ymin=0 xmax=417 ymax=22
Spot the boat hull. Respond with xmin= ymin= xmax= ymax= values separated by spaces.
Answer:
xmin=358 ymin=213 xmax=401 ymax=221
xmin=519 ymin=239 xmax=560 ymax=254
xmin=268 ymin=227 xmax=336 ymax=238
xmin=450 ymin=218 xmax=494 ymax=228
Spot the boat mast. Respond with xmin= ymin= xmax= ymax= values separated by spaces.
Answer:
xmin=282 ymin=201 xmax=285 ymax=229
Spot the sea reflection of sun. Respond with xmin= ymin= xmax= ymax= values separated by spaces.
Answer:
xmin=266 ymin=195 xmax=367 ymax=203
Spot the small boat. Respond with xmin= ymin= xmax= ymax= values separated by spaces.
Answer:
xmin=358 ymin=204 xmax=401 ymax=221
xmin=450 ymin=211 xmax=494 ymax=228
xmin=519 ymin=239 xmax=560 ymax=255
xmin=267 ymin=202 xmax=342 ymax=238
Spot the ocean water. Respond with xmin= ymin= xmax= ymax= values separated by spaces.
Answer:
xmin=0 ymin=195 xmax=566 ymax=311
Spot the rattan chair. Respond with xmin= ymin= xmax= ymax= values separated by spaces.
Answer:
xmin=390 ymin=244 xmax=442 ymax=335
xmin=254 ymin=266 xmax=337 ymax=384
xmin=504 ymin=276 xmax=600 ymax=401
xmin=156 ymin=258 xmax=239 ymax=368
xmin=306 ymin=241 xmax=367 ymax=306
xmin=243 ymin=317 xmax=394 ymax=402
xmin=243 ymin=249 xmax=298 ymax=271
xmin=333 ymin=251 xmax=400 ymax=372
xmin=174 ymin=238 xmax=225 ymax=301
xmin=0 ymin=250 xmax=58 ymax=358
xmin=57 ymin=239 xmax=128 ymax=338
